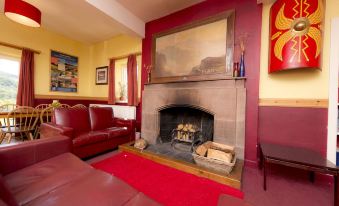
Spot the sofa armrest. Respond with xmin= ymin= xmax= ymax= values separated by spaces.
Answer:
xmin=40 ymin=122 xmax=74 ymax=139
xmin=114 ymin=118 xmax=135 ymax=131
xmin=0 ymin=136 xmax=72 ymax=175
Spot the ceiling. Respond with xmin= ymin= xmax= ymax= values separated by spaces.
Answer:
xmin=117 ymin=0 xmax=205 ymax=22
xmin=0 ymin=0 xmax=205 ymax=44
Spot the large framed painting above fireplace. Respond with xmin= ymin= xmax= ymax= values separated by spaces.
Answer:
xmin=151 ymin=10 xmax=235 ymax=83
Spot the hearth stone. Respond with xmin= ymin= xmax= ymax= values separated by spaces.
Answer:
xmin=146 ymin=143 xmax=194 ymax=163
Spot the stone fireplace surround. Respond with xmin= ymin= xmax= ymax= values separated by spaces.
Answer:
xmin=141 ymin=79 xmax=246 ymax=159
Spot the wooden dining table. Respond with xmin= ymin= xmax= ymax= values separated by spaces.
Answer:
xmin=0 ymin=110 xmax=52 ymax=141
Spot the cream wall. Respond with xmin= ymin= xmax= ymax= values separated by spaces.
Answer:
xmin=88 ymin=35 xmax=142 ymax=97
xmin=259 ymin=0 xmax=339 ymax=99
xmin=0 ymin=14 xmax=92 ymax=97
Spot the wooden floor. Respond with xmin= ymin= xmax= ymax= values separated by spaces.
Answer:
xmin=119 ymin=142 xmax=243 ymax=189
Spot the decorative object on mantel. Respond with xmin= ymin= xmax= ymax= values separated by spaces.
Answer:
xmin=50 ymin=50 xmax=78 ymax=93
xmin=237 ymin=33 xmax=248 ymax=77
xmin=269 ymin=0 xmax=324 ymax=73
xmin=134 ymin=138 xmax=148 ymax=150
xmin=145 ymin=65 xmax=152 ymax=83
xmin=193 ymin=141 xmax=236 ymax=174
xmin=233 ymin=62 xmax=239 ymax=77
xmin=95 ymin=66 xmax=108 ymax=85
xmin=151 ymin=10 xmax=235 ymax=83
xmin=4 ymin=0 xmax=41 ymax=27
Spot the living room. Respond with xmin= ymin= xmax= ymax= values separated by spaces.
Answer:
xmin=0 ymin=0 xmax=339 ymax=205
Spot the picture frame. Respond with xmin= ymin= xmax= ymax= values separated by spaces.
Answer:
xmin=50 ymin=50 xmax=78 ymax=92
xmin=95 ymin=66 xmax=108 ymax=85
xmin=151 ymin=10 xmax=235 ymax=83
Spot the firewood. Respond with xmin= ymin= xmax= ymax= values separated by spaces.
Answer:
xmin=196 ymin=144 xmax=208 ymax=156
xmin=207 ymin=149 xmax=232 ymax=163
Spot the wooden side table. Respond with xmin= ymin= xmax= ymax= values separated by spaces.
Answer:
xmin=259 ymin=142 xmax=339 ymax=206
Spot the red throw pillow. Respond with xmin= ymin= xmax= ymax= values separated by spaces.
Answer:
xmin=54 ymin=108 xmax=91 ymax=135
xmin=89 ymin=107 xmax=114 ymax=131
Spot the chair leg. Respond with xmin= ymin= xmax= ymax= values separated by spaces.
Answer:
xmin=33 ymin=127 xmax=40 ymax=139
xmin=7 ymin=133 xmax=13 ymax=144
xmin=28 ymin=132 xmax=33 ymax=141
xmin=0 ymin=133 xmax=5 ymax=144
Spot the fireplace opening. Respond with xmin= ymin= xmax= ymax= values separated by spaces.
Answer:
xmin=158 ymin=105 xmax=214 ymax=150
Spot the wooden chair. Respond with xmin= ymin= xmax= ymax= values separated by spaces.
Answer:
xmin=0 ymin=106 xmax=39 ymax=144
xmin=0 ymin=104 xmax=20 ymax=128
xmin=72 ymin=104 xmax=86 ymax=108
xmin=35 ymin=104 xmax=51 ymax=110
xmin=0 ymin=104 xmax=19 ymax=112
xmin=33 ymin=104 xmax=53 ymax=139
xmin=57 ymin=104 xmax=71 ymax=108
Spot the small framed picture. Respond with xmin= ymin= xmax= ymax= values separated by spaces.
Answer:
xmin=96 ymin=66 xmax=108 ymax=85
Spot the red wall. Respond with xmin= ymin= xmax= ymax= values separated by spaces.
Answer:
xmin=141 ymin=0 xmax=262 ymax=164
xmin=259 ymin=106 xmax=328 ymax=156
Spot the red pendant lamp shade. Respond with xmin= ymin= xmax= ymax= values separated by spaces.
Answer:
xmin=4 ymin=0 xmax=41 ymax=27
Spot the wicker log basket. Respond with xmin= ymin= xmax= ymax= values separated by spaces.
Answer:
xmin=193 ymin=141 xmax=236 ymax=174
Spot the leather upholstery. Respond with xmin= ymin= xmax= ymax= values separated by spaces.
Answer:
xmin=89 ymin=107 xmax=114 ymax=131
xmin=73 ymin=131 xmax=109 ymax=147
xmin=54 ymin=108 xmax=91 ymax=136
xmin=0 ymin=136 xmax=71 ymax=175
xmin=41 ymin=107 xmax=135 ymax=158
xmin=0 ymin=175 xmax=18 ymax=206
xmin=4 ymin=153 xmax=92 ymax=205
xmin=102 ymin=127 xmax=130 ymax=139
xmin=0 ymin=137 xmax=160 ymax=206
xmin=124 ymin=192 xmax=161 ymax=206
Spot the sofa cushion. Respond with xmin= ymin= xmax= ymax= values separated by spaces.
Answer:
xmin=73 ymin=131 xmax=109 ymax=147
xmin=54 ymin=108 xmax=91 ymax=136
xmin=102 ymin=127 xmax=130 ymax=139
xmin=4 ymin=153 xmax=93 ymax=205
xmin=25 ymin=170 xmax=139 ymax=206
xmin=123 ymin=192 xmax=161 ymax=206
xmin=0 ymin=175 xmax=18 ymax=206
xmin=89 ymin=107 xmax=114 ymax=131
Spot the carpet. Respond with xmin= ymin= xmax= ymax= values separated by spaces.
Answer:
xmin=92 ymin=152 xmax=244 ymax=206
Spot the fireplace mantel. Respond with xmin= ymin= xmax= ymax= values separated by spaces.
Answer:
xmin=141 ymin=79 xmax=246 ymax=159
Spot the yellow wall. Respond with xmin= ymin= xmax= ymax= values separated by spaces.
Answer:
xmin=259 ymin=0 xmax=339 ymax=99
xmin=0 ymin=15 xmax=142 ymax=99
xmin=88 ymin=35 xmax=142 ymax=97
xmin=0 ymin=14 xmax=92 ymax=97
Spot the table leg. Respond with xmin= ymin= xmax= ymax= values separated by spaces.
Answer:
xmin=263 ymin=157 xmax=267 ymax=191
xmin=335 ymin=174 xmax=338 ymax=206
xmin=258 ymin=144 xmax=263 ymax=170
xmin=309 ymin=171 xmax=315 ymax=183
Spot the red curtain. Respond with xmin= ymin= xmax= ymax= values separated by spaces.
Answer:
xmin=127 ymin=55 xmax=138 ymax=106
xmin=108 ymin=59 xmax=116 ymax=104
xmin=16 ymin=49 xmax=35 ymax=106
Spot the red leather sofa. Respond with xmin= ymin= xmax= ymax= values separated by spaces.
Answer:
xmin=40 ymin=107 xmax=135 ymax=158
xmin=0 ymin=136 xmax=160 ymax=206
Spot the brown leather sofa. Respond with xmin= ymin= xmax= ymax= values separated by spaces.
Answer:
xmin=0 ymin=136 xmax=160 ymax=206
xmin=40 ymin=107 xmax=135 ymax=158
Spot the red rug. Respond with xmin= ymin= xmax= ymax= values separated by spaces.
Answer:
xmin=92 ymin=152 xmax=244 ymax=206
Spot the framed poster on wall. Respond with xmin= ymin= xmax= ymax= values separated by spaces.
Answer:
xmin=151 ymin=10 xmax=235 ymax=83
xmin=50 ymin=50 xmax=78 ymax=92
xmin=95 ymin=66 xmax=108 ymax=85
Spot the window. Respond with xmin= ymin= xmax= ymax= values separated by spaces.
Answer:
xmin=0 ymin=56 xmax=20 ymax=105
xmin=114 ymin=55 xmax=141 ymax=103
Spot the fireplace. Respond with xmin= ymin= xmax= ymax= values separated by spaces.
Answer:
xmin=142 ymin=79 xmax=246 ymax=159
xmin=158 ymin=105 xmax=214 ymax=151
